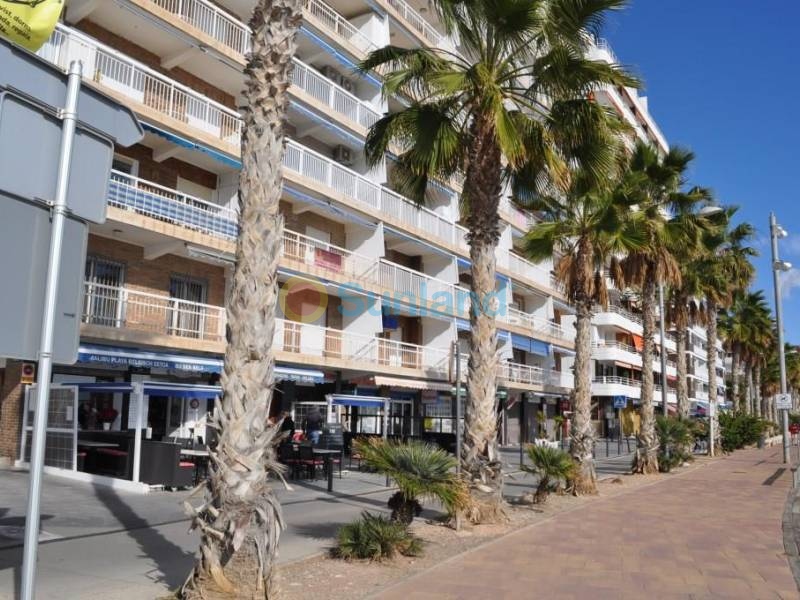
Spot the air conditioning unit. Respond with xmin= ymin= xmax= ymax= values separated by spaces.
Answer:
xmin=340 ymin=77 xmax=355 ymax=93
xmin=320 ymin=65 xmax=341 ymax=83
xmin=332 ymin=145 xmax=354 ymax=166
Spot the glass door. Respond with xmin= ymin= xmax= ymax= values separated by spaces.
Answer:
xmin=169 ymin=275 xmax=208 ymax=338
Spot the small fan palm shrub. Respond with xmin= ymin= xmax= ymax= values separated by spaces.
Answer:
xmin=655 ymin=416 xmax=692 ymax=472
xmin=334 ymin=511 xmax=423 ymax=561
xmin=522 ymin=445 xmax=576 ymax=503
xmin=354 ymin=438 xmax=468 ymax=524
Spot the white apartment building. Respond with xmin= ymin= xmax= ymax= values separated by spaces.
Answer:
xmin=0 ymin=0 xmax=583 ymax=475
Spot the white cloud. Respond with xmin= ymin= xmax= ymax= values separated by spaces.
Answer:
xmin=783 ymin=236 xmax=800 ymax=258
xmin=781 ymin=268 xmax=800 ymax=299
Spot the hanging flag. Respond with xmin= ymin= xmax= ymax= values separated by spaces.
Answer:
xmin=0 ymin=0 xmax=62 ymax=52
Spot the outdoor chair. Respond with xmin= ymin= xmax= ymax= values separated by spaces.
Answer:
xmin=297 ymin=444 xmax=324 ymax=480
xmin=279 ymin=443 xmax=300 ymax=479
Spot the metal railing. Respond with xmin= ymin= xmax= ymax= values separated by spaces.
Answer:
xmin=283 ymin=140 xmax=469 ymax=252
xmin=498 ymin=362 xmax=573 ymax=389
xmin=151 ymin=0 xmax=251 ymax=55
xmin=378 ymin=260 xmax=462 ymax=308
xmin=281 ymin=229 xmax=377 ymax=281
xmin=275 ymin=319 xmax=451 ymax=376
xmin=592 ymin=376 xmax=641 ymax=388
xmin=592 ymin=340 xmax=638 ymax=354
xmin=499 ymin=198 xmax=535 ymax=231
xmin=595 ymin=303 xmax=643 ymax=325
xmin=290 ymin=57 xmax=381 ymax=129
xmin=108 ymin=170 xmax=239 ymax=239
xmin=82 ymin=282 xmax=225 ymax=341
xmin=384 ymin=0 xmax=443 ymax=46
xmin=38 ymin=25 xmax=242 ymax=147
xmin=506 ymin=307 xmax=572 ymax=341
xmin=303 ymin=0 xmax=378 ymax=54
xmin=500 ymin=251 xmax=554 ymax=290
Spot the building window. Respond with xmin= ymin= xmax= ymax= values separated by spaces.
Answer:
xmin=83 ymin=256 xmax=125 ymax=327
xmin=169 ymin=275 xmax=208 ymax=338
xmin=112 ymin=154 xmax=138 ymax=177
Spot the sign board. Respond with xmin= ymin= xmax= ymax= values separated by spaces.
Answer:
xmin=790 ymin=423 xmax=800 ymax=435
xmin=613 ymin=396 xmax=627 ymax=409
xmin=0 ymin=193 xmax=87 ymax=364
xmin=777 ymin=393 xmax=793 ymax=410
xmin=20 ymin=363 xmax=35 ymax=384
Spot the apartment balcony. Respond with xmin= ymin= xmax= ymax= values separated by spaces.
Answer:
xmin=500 ymin=362 xmax=573 ymax=391
xmin=81 ymin=281 xmax=225 ymax=352
xmin=499 ymin=198 xmax=536 ymax=231
xmin=591 ymin=376 xmax=641 ymax=400
xmin=692 ymin=389 xmax=709 ymax=402
xmin=283 ymin=140 xmax=470 ymax=253
xmin=39 ymin=25 xmax=241 ymax=154
xmin=592 ymin=342 xmax=677 ymax=376
xmin=506 ymin=308 xmax=575 ymax=345
xmin=593 ymin=305 xmax=677 ymax=352
xmin=499 ymin=251 xmax=558 ymax=295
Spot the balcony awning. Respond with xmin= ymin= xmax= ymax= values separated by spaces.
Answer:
xmin=328 ymin=394 xmax=386 ymax=408
xmin=299 ymin=27 xmax=382 ymax=88
xmin=142 ymin=123 xmax=240 ymax=169
xmin=511 ymin=334 xmax=551 ymax=357
xmin=632 ymin=335 xmax=644 ymax=352
xmin=373 ymin=376 xmax=452 ymax=391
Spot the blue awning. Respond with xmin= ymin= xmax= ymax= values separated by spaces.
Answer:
xmin=456 ymin=318 xmax=470 ymax=331
xmin=62 ymin=382 xmax=134 ymax=393
xmin=143 ymin=382 xmax=221 ymax=398
xmin=283 ymin=186 xmax=376 ymax=227
xmin=510 ymin=335 xmax=551 ymax=356
xmin=78 ymin=344 xmax=223 ymax=373
xmin=299 ymin=27 xmax=381 ymax=88
xmin=456 ymin=257 xmax=511 ymax=284
xmin=142 ymin=123 xmax=240 ymax=169
xmin=276 ymin=366 xmax=325 ymax=384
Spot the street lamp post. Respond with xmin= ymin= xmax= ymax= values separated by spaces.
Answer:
xmin=769 ymin=212 xmax=791 ymax=464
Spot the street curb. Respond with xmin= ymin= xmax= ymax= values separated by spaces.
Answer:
xmin=781 ymin=484 xmax=800 ymax=593
xmin=364 ymin=458 xmax=712 ymax=599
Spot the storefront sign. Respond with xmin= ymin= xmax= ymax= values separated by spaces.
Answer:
xmin=421 ymin=390 xmax=438 ymax=403
xmin=20 ymin=362 xmax=35 ymax=384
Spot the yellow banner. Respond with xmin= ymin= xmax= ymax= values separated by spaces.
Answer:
xmin=0 ymin=0 xmax=63 ymax=52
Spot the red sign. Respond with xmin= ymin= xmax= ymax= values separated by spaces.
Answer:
xmin=314 ymin=248 xmax=342 ymax=272
xmin=790 ymin=424 xmax=800 ymax=435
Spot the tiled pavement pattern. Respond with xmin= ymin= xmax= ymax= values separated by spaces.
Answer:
xmin=376 ymin=448 xmax=799 ymax=599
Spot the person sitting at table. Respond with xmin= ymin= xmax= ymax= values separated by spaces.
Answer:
xmin=279 ymin=411 xmax=295 ymax=438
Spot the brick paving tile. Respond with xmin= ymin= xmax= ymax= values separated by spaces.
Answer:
xmin=374 ymin=448 xmax=800 ymax=600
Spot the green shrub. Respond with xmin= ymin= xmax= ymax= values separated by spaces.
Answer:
xmin=719 ymin=412 xmax=768 ymax=452
xmin=655 ymin=416 xmax=693 ymax=472
xmin=522 ymin=445 xmax=575 ymax=503
xmin=334 ymin=512 xmax=423 ymax=561
xmin=354 ymin=438 xmax=468 ymax=524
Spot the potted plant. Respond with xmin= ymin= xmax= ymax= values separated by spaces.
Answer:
xmin=97 ymin=406 xmax=118 ymax=431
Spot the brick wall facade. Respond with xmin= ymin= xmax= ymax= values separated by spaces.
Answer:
xmin=117 ymin=144 xmax=218 ymax=192
xmin=0 ymin=361 xmax=25 ymax=463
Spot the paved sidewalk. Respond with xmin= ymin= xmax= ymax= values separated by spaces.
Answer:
xmin=376 ymin=447 xmax=800 ymax=600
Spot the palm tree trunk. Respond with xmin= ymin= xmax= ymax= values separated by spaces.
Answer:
xmin=754 ymin=363 xmax=762 ymax=418
xmin=731 ymin=349 xmax=741 ymax=412
xmin=462 ymin=112 xmax=504 ymax=523
xmin=633 ymin=273 xmax=659 ymax=473
xmin=707 ymin=301 xmax=720 ymax=456
xmin=744 ymin=361 xmax=754 ymax=415
xmin=570 ymin=297 xmax=597 ymax=493
xmin=182 ymin=2 xmax=301 ymax=597
xmin=676 ymin=325 xmax=689 ymax=418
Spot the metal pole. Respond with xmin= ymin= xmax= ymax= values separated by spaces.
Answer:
xmin=770 ymin=212 xmax=791 ymax=464
xmin=658 ymin=282 xmax=669 ymax=417
xmin=454 ymin=341 xmax=462 ymax=474
xmin=519 ymin=394 xmax=525 ymax=469
xmin=20 ymin=61 xmax=83 ymax=600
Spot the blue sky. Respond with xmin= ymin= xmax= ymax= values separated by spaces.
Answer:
xmin=603 ymin=1 xmax=800 ymax=342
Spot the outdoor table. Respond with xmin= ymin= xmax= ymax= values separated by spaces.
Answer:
xmin=76 ymin=441 xmax=119 ymax=448
xmin=180 ymin=448 xmax=210 ymax=484
xmin=312 ymin=448 xmax=340 ymax=492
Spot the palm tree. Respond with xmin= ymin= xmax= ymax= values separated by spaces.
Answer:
xmin=694 ymin=210 xmax=756 ymax=455
xmin=522 ymin=445 xmax=576 ymax=503
xmin=738 ymin=291 xmax=772 ymax=415
xmin=525 ymin=167 xmax=643 ymax=493
xmin=360 ymin=0 xmax=637 ymax=517
xmin=182 ymin=2 xmax=303 ymax=597
xmin=618 ymin=143 xmax=711 ymax=474
xmin=719 ymin=291 xmax=766 ymax=412
xmin=354 ymin=438 xmax=468 ymax=524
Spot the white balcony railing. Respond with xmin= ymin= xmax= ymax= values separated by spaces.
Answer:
xmin=108 ymin=170 xmax=239 ymax=240
xmin=379 ymin=261 xmax=462 ymax=308
xmin=304 ymin=0 xmax=378 ymax=54
xmin=274 ymin=319 xmax=451 ymax=376
xmin=595 ymin=303 xmax=643 ymax=325
xmin=38 ymin=25 xmax=242 ymax=147
xmin=499 ymin=198 xmax=536 ymax=231
xmin=592 ymin=340 xmax=637 ymax=354
xmin=499 ymin=362 xmax=573 ymax=389
xmin=283 ymin=140 xmax=469 ymax=252
xmin=290 ymin=57 xmax=381 ymax=129
xmin=384 ymin=0 xmax=443 ymax=46
xmin=506 ymin=308 xmax=573 ymax=342
xmin=281 ymin=229 xmax=377 ymax=281
xmin=592 ymin=376 xmax=641 ymax=388
xmin=82 ymin=282 xmax=226 ymax=341
xmin=500 ymin=251 xmax=554 ymax=290
xmin=151 ymin=0 xmax=251 ymax=55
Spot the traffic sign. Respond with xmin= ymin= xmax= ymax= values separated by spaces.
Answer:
xmin=790 ymin=423 xmax=800 ymax=435
xmin=613 ymin=396 xmax=627 ymax=409
xmin=777 ymin=393 xmax=793 ymax=410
